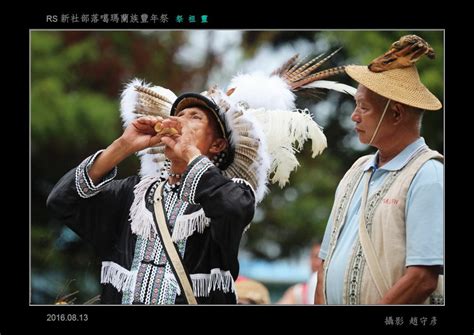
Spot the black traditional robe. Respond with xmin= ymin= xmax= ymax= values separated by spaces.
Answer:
xmin=47 ymin=151 xmax=255 ymax=304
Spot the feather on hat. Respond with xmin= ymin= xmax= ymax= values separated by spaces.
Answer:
xmin=120 ymin=49 xmax=356 ymax=202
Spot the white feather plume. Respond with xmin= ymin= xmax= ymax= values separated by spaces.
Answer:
xmin=247 ymin=108 xmax=327 ymax=187
xmin=302 ymin=80 xmax=357 ymax=96
xmin=137 ymin=153 xmax=164 ymax=178
xmin=119 ymin=78 xmax=177 ymax=178
xmin=120 ymin=78 xmax=144 ymax=128
xmin=227 ymin=72 xmax=296 ymax=110
xmin=120 ymin=78 xmax=177 ymax=128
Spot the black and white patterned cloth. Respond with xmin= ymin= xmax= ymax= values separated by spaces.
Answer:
xmin=47 ymin=151 xmax=255 ymax=304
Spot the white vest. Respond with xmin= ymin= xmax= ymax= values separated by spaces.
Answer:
xmin=323 ymin=148 xmax=444 ymax=304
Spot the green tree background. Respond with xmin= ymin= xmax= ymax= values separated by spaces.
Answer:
xmin=31 ymin=31 xmax=443 ymax=304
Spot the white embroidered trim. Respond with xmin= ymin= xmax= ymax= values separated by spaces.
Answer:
xmin=75 ymin=150 xmax=117 ymax=198
xmin=101 ymin=261 xmax=137 ymax=293
xmin=180 ymin=156 xmax=213 ymax=204
xmin=129 ymin=176 xmax=158 ymax=240
xmin=231 ymin=178 xmax=255 ymax=233
xmin=231 ymin=177 xmax=257 ymax=204
xmin=171 ymin=208 xmax=211 ymax=242
xmin=190 ymin=268 xmax=235 ymax=297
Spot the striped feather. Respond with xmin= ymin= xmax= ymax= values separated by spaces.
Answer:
xmin=271 ymin=54 xmax=299 ymax=77
xmin=292 ymin=48 xmax=342 ymax=81
xmin=290 ymin=66 xmax=346 ymax=89
xmin=286 ymin=52 xmax=327 ymax=80
xmin=135 ymin=85 xmax=174 ymax=105
xmin=274 ymin=48 xmax=353 ymax=95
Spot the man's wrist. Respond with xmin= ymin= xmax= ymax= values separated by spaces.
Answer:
xmin=185 ymin=148 xmax=202 ymax=164
xmin=113 ymin=137 xmax=136 ymax=157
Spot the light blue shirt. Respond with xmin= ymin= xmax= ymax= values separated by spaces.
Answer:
xmin=319 ymin=138 xmax=443 ymax=304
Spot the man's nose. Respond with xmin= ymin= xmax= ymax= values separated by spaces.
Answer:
xmin=351 ymin=109 xmax=361 ymax=123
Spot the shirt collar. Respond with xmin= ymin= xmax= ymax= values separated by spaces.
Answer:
xmin=363 ymin=137 xmax=428 ymax=172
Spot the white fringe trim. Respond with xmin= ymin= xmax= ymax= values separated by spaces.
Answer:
xmin=129 ymin=176 xmax=158 ymax=240
xmin=171 ymin=209 xmax=210 ymax=242
xmin=190 ymin=268 xmax=235 ymax=297
xmin=101 ymin=261 xmax=136 ymax=293
xmin=164 ymin=271 xmax=181 ymax=296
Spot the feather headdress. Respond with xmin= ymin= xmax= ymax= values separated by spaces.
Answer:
xmin=120 ymin=78 xmax=177 ymax=178
xmin=223 ymin=49 xmax=355 ymax=188
xmin=120 ymin=49 xmax=356 ymax=201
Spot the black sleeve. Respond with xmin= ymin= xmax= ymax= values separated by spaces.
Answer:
xmin=178 ymin=156 xmax=255 ymax=256
xmin=46 ymin=152 xmax=140 ymax=258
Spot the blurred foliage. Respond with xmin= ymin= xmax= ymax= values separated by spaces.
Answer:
xmin=31 ymin=31 xmax=443 ymax=303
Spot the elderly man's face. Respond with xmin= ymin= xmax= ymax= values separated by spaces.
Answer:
xmin=166 ymin=106 xmax=225 ymax=160
xmin=351 ymin=85 xmax=390 ymax=145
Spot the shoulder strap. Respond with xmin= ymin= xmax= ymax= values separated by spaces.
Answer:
xmin=153 ymin=182 xmax=197 ymax=305
xmin=358 ymin=170 xmax=390 ymax=298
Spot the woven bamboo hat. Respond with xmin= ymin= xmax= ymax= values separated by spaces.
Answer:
xmin=345 ymin=35 xmax=442 ymax=111
xmin=235 ymin=278 xmax=270 ymax=304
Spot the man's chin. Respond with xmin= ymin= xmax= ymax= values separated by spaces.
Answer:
xmin=357 ymin=135 xmax=368 ymax=145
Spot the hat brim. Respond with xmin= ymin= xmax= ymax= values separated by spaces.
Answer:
xmin=345 ymin=65 xmax=442 ymax=111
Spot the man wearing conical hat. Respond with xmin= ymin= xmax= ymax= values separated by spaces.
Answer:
xmin=316 ymin=35 xmax=444 ymax=305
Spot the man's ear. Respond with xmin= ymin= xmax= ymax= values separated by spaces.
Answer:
xmin=392 ymin=103 xmax=404 ymax=124
xmin=209 ymin=138 xmax=228 ymax=154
